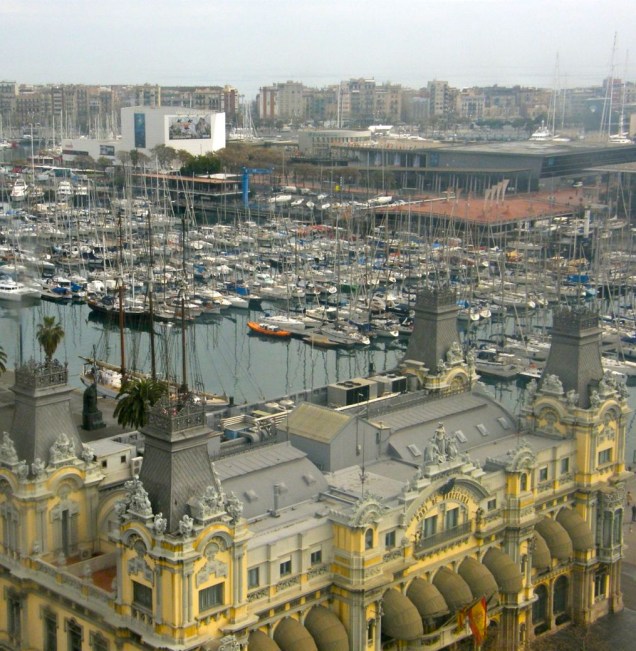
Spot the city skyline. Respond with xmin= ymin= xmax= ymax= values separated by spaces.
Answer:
xmin=1 ymin=0 xmax=634 ymax=99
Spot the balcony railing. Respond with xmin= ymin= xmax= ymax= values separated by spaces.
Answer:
xmin=415 ymin=521 xmax=472 ymax=554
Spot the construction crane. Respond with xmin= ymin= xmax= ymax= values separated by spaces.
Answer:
xmin=241 ymin=167 xmax=272 ymax=208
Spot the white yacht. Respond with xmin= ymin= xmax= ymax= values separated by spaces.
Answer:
xmin=0 ymin=278 xmax=42 ymax=303
xmin=10 ymin=178 xmax=28 ymax=202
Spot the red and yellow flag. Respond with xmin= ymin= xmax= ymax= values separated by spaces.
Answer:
xmin=467 ymin=596 xmax=488 ymax=645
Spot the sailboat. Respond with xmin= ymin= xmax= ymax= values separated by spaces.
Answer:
xmin=81 ymin=199 xmax=229 ymax=410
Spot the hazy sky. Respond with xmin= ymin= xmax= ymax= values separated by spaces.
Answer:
xmin=1 ymin=0 xmax=633 ymax=98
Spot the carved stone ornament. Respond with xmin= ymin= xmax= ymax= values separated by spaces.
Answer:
xmin=347 ymin=494 xmax=386 ymax=528
xmin=565 ymin=389 xmax=579 ymax=408
xmin=225 ymin=491 xmax=244 ymax=524
xmin=124 ymin=476 xmax=153 ymax=518
xmin=446 ymin=341 xmax=463 ymax=365
xmin=31 ymin=457 xmax=46 ymax=479
xmin=178 ymin=514 xmax=194 ymax=537
xmin=590 ymin=390 xmax=601 ymax=409
xmin=487 ymin=438 xmax=536 ymax=472
xmin=218 ymin=636 xmax=240 ymax=651
xmin=0 ymin=432 xmax=18 ymax=465
xmin=15 ymin=460 xmax=28 ymax=480
xmin=437 ymin=358 xmax=447 ymax=374
xmin=153 ymin=512 xmax=167 ymax=535
xmin=423 ymin=422 xmax=458 ymax=466
xmin=190 ymin=485 xmax=226 ymax=521
xmin=525 ymin=379 xmax=538 ymax=404
xmin=80 ymin=443 xmax=95 ymax=464
xmin=541 ymin=374 xmax=563 ymax=396
xmin=49 ymin=432 xmax=76 ymax=464
xmin=196 ymin=543 xmax=229 ymax=587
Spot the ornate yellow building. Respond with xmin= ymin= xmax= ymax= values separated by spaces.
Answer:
xmin=0 ymin=292 xmax=629 ymax=650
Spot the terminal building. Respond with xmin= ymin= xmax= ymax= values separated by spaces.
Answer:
xmin=0 ymin=290 xmax=630 ymax=650
xmin=329 ymin=139 xmax=636 ymax=195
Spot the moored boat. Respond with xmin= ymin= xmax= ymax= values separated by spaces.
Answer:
xmin=247 ymin=321 xmax=292 ymax=338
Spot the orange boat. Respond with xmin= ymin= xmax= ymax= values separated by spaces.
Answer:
xmin=247 ymin=321 xmax=292 ymax=338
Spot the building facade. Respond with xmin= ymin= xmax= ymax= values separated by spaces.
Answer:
xmin=0 ymin=293 xmax=629 ymax=651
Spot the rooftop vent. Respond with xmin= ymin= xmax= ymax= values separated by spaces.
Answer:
xmin=476 ymin=423 xmax=489 ymax=436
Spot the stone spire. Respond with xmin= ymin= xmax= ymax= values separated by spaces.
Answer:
xmin=9 ymin=359 xmax=82 ymax=466
xmin=403 ymin=285 xmax=460 ymax=373
xmin=541 ymin=305 xmax=604 ymax=409
xmin=138 ymin=394 xmax=217 ymax=534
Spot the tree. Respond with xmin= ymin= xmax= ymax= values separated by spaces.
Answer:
xmin=179 ymin=152 xmax=222 ymax=176
xmin=95 ymin=156 xmax=113 ymax=171
xmin=117 ymin=150 xmax=131 ymax=166
xmin=36 ymin=316 xmax=64 ymax=365
xmin=151 ymin=144 xmax=178 ymax=169
xmin=114 ymin=377 xmax=167 ymax=430
xmin=74 ymin=154 xmax=95 ymax=170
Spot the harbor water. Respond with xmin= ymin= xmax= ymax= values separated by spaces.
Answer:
xmin=2 ymin=298 xmax=636 ymax=463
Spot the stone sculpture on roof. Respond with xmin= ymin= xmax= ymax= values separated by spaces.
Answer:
xmin=423 ymin=422 xmax=457 ymax=465
xmin=0 ymin=431 xmax=18 ymax=465
xmin=49 ymin=432 xmax=76 ymax=464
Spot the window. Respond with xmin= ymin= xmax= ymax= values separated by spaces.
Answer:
xmin=385 ymin=530 xmax=396 ymax=549
xmin=364 ymin=529 xmax=374 ymax=550
xmin=539 ymin=467 xmax=548 ymax=482
xmin=44 ymin=610 xmax=57 ymax=651
xmin=7 ymin=592 xmax=21 ymax=643
xmin=199 ymin=583 xmax=224 ymax=611
xmin=598 ymin=449 xmax=612 ymax=465
xmin=90 ymin=632 xmax=108 ymax=651
xmin=120 ymin=455 xmax=127 ymax=464
xmin=561 ymin=458 xmax=570 ymax=474
xmin=66 ymin=619 xmax=82 ymax=651
xmin=487 ymin=499 xmax=497 ymax=511
xmin=310 ymin=549 xmax=322 ymax=565
xmin=423 ymin=515 xmax=438 ymax=538
xmin=553 ymin=576 xmax=568 ymax=614
xmin=279 ymin=559 xmax=292 ymax=577
xmin=594 ymin=571 xmax=607 ymax=600
xmin=520 ymin=474 xmax=528 ymax=491
xmin=132 ymin=581 xmax=152 ymax=612
xmin=101 ymin=460 xmax=107 ymax=468
xmin=445 ymin=507 xmax=459 ymax=530
xmin=248 ymin=567 xmax=260 ymax=589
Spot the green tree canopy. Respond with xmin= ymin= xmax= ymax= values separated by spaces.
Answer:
xmin=114 ymin=377 xmax=168 ymax=430
xmin=179 ymin=152 xmax=222 ymax=176
xmin=36 ymin=316 xmax=64 ymax=365
xmin=151 ymin=144 xmax=178 ymax=169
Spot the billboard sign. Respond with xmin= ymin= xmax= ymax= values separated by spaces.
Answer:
xmin=100 ymin=145 xmax=115 ymax=157
xmin=134 ymin=113 xmax=146 ymax=148
xmin=168 ymin=115 xmax=211 ymax=140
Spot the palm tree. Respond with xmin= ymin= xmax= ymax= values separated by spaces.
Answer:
xmin=114 ymin=377 xmax=167 ymax=430
xmin=0 ymin=344 xmax=6 ymax=375
xmin=36 ymin=316 xmax=65 ymax=365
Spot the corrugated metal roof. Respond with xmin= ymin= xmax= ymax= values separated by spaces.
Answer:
xmin=216 ymin=443 xmax=306 ymax=480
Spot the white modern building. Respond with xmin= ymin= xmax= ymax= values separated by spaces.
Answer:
xmin=120 ymin=106 xmax=225 ymax=155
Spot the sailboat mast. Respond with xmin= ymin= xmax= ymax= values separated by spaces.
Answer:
xmin=179 ymin=211 xmax=188 ymax=395
xmin=117 ymin=207 xmax=126 ymax=380
xmin=147 ymin=208 xmax=157 ymax=380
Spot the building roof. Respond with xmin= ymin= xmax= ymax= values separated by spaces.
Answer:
xmin=217 ymin=442 xmax=328 ymax=520
xmin=286 ymin=403 xmax=351 ymax=443
xmin=387 ymin=389 xmax=518 ymax=465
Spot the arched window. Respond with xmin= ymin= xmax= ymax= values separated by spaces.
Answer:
xmin=365 ymin=528 xmax=374 ymax=550
xmin=520 ymin=474 xmax=528 ymax=491
xmin=553 ymin=575 xmax=569 ymax=623
xmin=532 ymin=584 xmax=548 ymax=635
